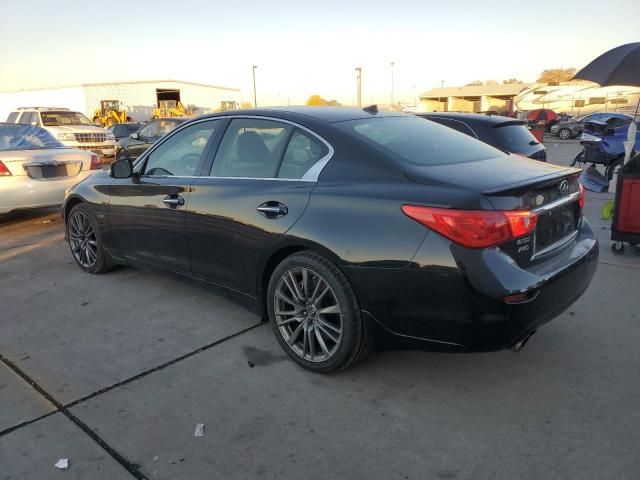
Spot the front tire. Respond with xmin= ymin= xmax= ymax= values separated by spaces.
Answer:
xmin=67 ymin=204 xmax=112 ymax=274
xmin=267 ymin=251 xmax=370 ymax=372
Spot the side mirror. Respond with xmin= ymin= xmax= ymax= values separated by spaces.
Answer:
xmin=110 ymin=158 xmax=133 ymax=179
xmin=130 ymin=132 xmax=139 ymax=140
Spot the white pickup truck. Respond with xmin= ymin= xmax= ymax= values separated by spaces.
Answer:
xmin=6 ymin=107 xmax=116 ymax=163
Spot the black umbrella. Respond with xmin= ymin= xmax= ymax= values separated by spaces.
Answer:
xmin=573 ymin=42 xmax=640 ymax=117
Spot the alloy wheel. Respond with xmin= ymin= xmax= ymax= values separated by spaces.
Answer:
xmin=274 ymin=267 xmax=343 ymax=363
xmin=559 ymin=129 xmax=570 ymax=140
xmin=68 ymin=211 xmax=98 ymax=268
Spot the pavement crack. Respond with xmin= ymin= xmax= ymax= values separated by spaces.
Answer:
xmin=0 ymin=319 xmax=265 ymax=479
xmin=66 ymin=320 xmax=265 ymax=409
xmin=0 ymin=353 xmax=148 ymax=479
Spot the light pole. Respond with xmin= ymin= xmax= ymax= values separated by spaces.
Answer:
xmin=355 ymin=67 xmax=362 ymax=107
xmin=252 ymin=65 xmax=258 ymax=108
xmin=390 ymin=62 xmax=395 ymax=109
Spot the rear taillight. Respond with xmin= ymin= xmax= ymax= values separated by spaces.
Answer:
xmin=578 ymin=183 xmax=585 ymax=210
xmin=401 ymin=205 xmax=538 ymax=249
xmin=90 ymin=154 xmax=101 ymax=170
xmin=0 ymin=160 xmax=11 ymax=176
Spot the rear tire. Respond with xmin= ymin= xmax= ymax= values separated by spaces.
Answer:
xmin=67 ymin=203 xmax=113 ymax=274
xmin=267 ymin=251 xmax=370 ymax=372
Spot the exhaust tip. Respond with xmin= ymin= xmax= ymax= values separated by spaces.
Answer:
xmin=511 ymin=331 xmax=536 ymax=352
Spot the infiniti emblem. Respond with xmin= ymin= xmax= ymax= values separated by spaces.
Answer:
xmin=559 ymin=180 xmax=569 ymax=194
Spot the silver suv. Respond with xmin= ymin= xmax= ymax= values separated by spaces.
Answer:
xmin=6 ymin=107 xmax=116 ymax=162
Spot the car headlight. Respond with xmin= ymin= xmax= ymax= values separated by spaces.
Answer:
xmin=58 ymin=133 xmax=76 ymax=141
xmin=550 ymin=125 xmax=559 ymax=131
xmin=106 ymin=133 xmax=115 ymax=141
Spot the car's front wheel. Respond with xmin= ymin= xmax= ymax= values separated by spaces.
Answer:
xmin=558 ymin=128 xmax=571 ymax=140
xmin=67 ymin=204 xmax=112 ymax=274
xmin=267 ymin=251 xmax=370 ymax=372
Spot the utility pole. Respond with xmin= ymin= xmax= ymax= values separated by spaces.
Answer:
xmin=441 ymin=80 xmax=445 ymax=88
xmin=390 ymin=62 xmax=395 ymax=109
xmin=355 ymin=67 xmax=362 ymax=107
xmin=252 ymin=65 xmax=258 ymax=108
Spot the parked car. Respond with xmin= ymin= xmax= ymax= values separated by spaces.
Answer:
xmin=115 ymin=117 xmax=187 ymax=160
xmin=550 ymin=112 xmax=632 ymax=140
xmin=63 ymin=107 xmax=598 ymax=372
xmin=108 ymin=122 xmax=143 ymax=141
xmin=0 ymin=124 xmax=99 ymax=214
xmin=573 ymin=118 xmax=640 ymax=179
xmin=417 ymin=112 xmax=547 ymax=161
xmin=6 ymin=107 xmax=117 ymax=162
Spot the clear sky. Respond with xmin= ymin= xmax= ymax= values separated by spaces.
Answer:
xmin=1 ymin=0 xmax=638 ymax=106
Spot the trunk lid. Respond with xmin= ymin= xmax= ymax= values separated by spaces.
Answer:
xmin=405 ymin=155 xmax=577 ymax=193
xmin=0 ymin=149 xmax=92 ymax=178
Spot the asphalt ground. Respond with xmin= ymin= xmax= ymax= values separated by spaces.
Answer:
xmin=1 ymin=139 xmax=638 ymax=479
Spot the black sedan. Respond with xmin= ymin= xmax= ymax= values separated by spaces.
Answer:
xmin=107 ymin=122 xmax=144 ymax=141
xmin=115 ymin=117 xmax=187 ymax=160
xmin=63 ymin=107 xmax=598 ymax=372
xmin=417 ymin=112 xmax=547 ymax=161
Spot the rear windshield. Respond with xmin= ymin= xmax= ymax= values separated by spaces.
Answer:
xmin=41 ymin=111 xmax=93 ymax=126
xmin=492 ymin=123 xmax=539 ymax=149
xmin=0 ymin=125 xmax=64 ymax=151
xmin=336 ymin=116 xmax=501 ymax=166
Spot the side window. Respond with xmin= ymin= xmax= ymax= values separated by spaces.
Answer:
xmin=138 ymin=121 xmax=159 ymax=141
xmin=143 ymin=120 xmax=219 ymax=177
xmin=278 ymin=129 xmax=329 ymax=179
xmin=6 ymin=112 xmax=19 ymax=123
xmin=18 ymin=112 xmax=33 ymax=125
xmin=211 ymin=118 xmax=292 ymax=178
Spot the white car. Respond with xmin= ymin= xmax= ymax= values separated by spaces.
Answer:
xmin=6 ymin=108 xmax=116 ymax=163
xmin=0 ymin=124 xmax=98 ymax=214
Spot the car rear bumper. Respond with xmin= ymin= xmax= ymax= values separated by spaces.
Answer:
xmin=0 ymin=172 xmax=92 ymax=214
xmin=345 ymin=218 xmax=599 ymax=352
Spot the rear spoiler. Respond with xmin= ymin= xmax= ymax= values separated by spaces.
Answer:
xmin=482 ymin=167 xmax=582 ymax=195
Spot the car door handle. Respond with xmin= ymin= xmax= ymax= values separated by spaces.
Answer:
xmin=162 ymin=195 xmax=185 ymax=207
xmin=257 ymin=202 xmax=288 ymax=218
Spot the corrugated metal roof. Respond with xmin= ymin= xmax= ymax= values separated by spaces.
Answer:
xmin=420 ymin=83 xmax=531 ymax=98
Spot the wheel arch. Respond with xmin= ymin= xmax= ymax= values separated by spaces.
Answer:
xmin=63 ymin=195 xmax=85 ymax=224
xmin=257 ymin=239 xmax=345 ymax=317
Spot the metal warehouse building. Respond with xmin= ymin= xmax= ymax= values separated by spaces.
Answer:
xmin=0 ymin=80 xmax=241 ymax=122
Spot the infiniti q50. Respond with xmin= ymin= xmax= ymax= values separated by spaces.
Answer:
xmin=62 ymin=107 xmax=598 ymax=372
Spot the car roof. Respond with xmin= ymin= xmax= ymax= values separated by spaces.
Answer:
xmin=417 ymin=112 xmax=523 ymax=125
xmin=203 ymin=106 xmax=406 ymax=123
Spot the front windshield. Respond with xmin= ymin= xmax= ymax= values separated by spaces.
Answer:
xmin=41 ymin=111 xmax=94 ymax=126
xmin=0 ymin=125 xmax=65 ymax=151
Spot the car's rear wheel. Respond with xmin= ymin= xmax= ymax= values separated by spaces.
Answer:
xmin=267 ymin=252 xmax=370 ymax=372
xmin=558 ymin=128 xmax=571 ymax=140
xmin=67 ymin=204 xmax=112 ymax=274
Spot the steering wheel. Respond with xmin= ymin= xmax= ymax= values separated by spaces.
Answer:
xmin=179 ymin=153 xmax=201 ymax=174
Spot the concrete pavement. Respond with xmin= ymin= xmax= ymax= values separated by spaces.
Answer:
xmin=1 ymin=140 xmax=639 ymax=479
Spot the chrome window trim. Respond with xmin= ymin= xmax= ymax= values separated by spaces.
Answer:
xmin=531 ymin=191 xmax=581 ymax=214
xmin=136 ymin=115 xmax=335 ymax=182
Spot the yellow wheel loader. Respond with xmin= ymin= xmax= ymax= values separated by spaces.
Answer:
xmin=92 ymin=100 xmax=132 ymax=127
